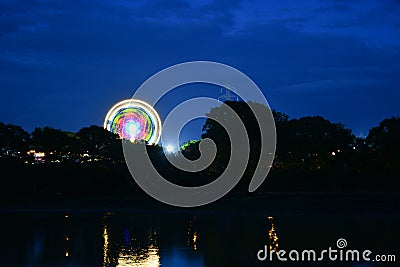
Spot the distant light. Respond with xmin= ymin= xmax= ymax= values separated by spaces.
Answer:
xmin=331 ymin=152 xmax=336 ymax=156
xmin=27 ymin=150 xmax=46 ymax=158
xmin=165 ymin=145 xmax=174 ymax=153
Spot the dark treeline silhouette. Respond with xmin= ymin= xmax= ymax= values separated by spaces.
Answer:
xmin=197 ymin=101 xmax=400 ymax=193
xmin=1 ymin=102 xmax=399 ymax=199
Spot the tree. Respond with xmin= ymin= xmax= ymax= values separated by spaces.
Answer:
xmin=30 ymin=127 xmax=77 ymax=164
xmin=367 ymin=116 xmax=400 ymax=155
xmin=181 ymin=139 xmax=201 ymax=160
xmin=76 ymin=125 xmax=122 ymax=160
xmin=0 ymin=122 xmax=30 ymax=156
xmin=200 ymin=102 xmax=358 ymax=192
xmin=201 ymin=101 xmax=274 ymax=192
xmin=366 ymin=116 xmax=400 ymax=179
xmin=281 ymin=116 xmax=355 ymax=159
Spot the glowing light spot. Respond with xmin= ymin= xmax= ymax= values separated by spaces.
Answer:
xmin=165 ymin=145 xmax=174 ymax=153
xmin=193 ymin=232 xmax=198 ymax=251
xmin=128 ymin=123 xmax=139 ymax=137
xmin=193 ymin=232 xmax=197 ymax=243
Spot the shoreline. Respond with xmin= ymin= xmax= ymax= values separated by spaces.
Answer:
xmin=1 ymin=192 xmax=399 ymax=215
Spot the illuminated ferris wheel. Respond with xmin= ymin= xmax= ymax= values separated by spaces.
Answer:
xmin=104 ymin=99 xmax=162 ymax=145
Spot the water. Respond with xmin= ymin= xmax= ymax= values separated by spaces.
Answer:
xmin=0 ymin=208 xmax=398 ymax=267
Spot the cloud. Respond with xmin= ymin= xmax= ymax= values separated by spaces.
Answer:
xmin=0 ymin=0 xmax=399 ymax=135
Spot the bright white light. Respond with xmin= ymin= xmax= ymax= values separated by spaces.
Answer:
xmin=165 ymin=145 xmax=174 ymax=153
xmin=128 ymin=123 xmax=138 ymax=135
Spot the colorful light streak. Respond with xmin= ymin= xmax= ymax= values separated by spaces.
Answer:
xmin=104 ymin=99 xmax=161 ymax=144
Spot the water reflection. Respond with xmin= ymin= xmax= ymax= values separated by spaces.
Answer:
xmin=0 ymin=210 xmax=398 ymax=267
xmin=103 ymin=224 xmax=111 ymax=266
xmin=102 ymin=213 xmax=160 ymax=267
xmin=64 ymin=213 xmax=71 ymax=259
xmin=267 ymin=216 xmax=279 ymax=253
xmin=193 ymin=232 xmax=198 ymax=251
xmin=117 ymin=245 xmax=160 ymax=267
xmin=187 ymin=217 xmax=198 ymax=251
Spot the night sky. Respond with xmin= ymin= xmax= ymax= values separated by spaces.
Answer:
xmin=1 ymin=0 xmax=399 ymax=142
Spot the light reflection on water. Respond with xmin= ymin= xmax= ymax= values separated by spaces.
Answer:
xmin=187 ymin=217 xmax=198 ymax=251
xmin=99 ymin=212 xmax=203 ymax=267
xmin=116 ymin=245 xmax=160 ymax=267
xmin=267 ymin=216 xmax=279 ymax=253
xmin=102 ymin=223 xmax=161 ymax=267
xmin=0 ymin=210 xmax=398 ymax=267
xmin=102 ymin=213 xmax=162 ymax=267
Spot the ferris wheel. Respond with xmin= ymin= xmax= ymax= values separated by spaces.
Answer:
xmin=104 ymin=99 xmax=162 ymax=145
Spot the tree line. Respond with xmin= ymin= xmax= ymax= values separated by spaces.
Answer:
xmin=1 ymin=101 xmax=399 ymax=198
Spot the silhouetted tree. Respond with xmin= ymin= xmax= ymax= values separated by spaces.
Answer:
xmin=1 ymin=111 xmax=399 ymax=198
xmin=76 ymin=125 xmax=122 ymax=161
xmin=0 ymin=122 xmax=30 ymax=156
xmin=366 ymin=116 xmax=400 ymax=181
xmin=283 ymin=116 xmax=355 ymax=158
xmin=367 ymin=116 xmax=400 ymax=157
xmin=181 ymin=140 xmax=201 ymax=160
xmin=201 ymin=101 xmax=275 ymax=192
xmin=31 ymin=127 xmax=74 ymax=153
xmin=0 ymin=122 xmax=31 ymax=195
xmin=201 ymin=102 xmax=357 ymax=192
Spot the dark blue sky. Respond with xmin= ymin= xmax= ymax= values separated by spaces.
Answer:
xmin=1 ymin=0 xmax=399 ymax=140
